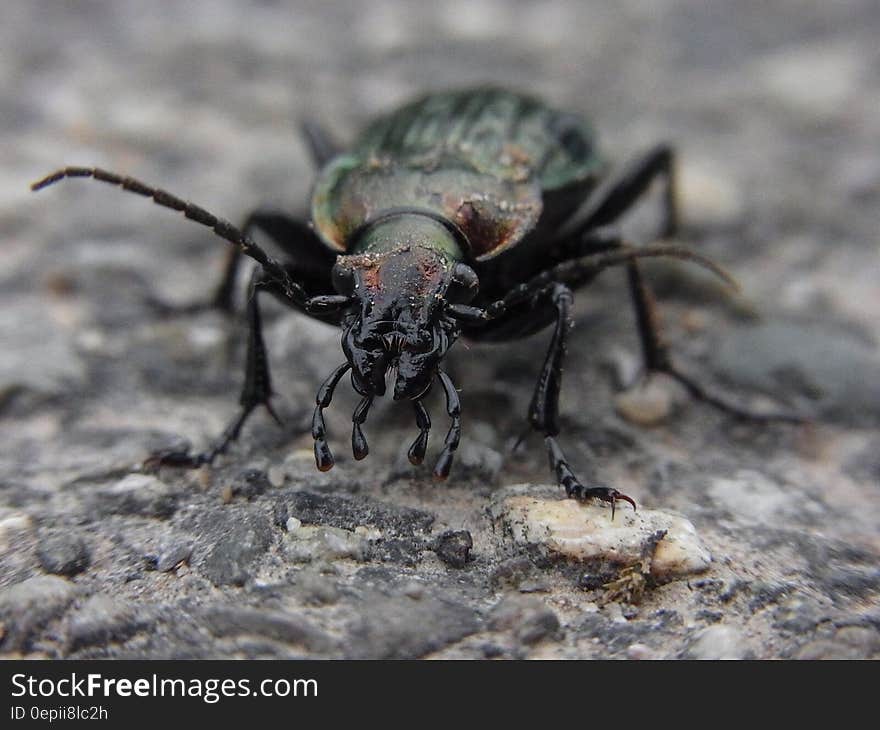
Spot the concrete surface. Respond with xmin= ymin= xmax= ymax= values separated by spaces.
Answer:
xmin=1 ymin=0 xmax=878 ymax=659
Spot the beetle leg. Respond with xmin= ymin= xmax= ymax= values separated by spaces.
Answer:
xmin=559 ymin=143 xmax=678 ymax=241
xmin=527 ymin=283 xmax=637 ymax=514
xmin=408 ymin=400 xmax=431 ymax=466
xmin=311 ymin=362 xmax=352 ymax=471
xmin=624 ymin=259 xmax=804 ymax=422
xmin=146 ymin=269 xmax=284 ymax=469
xmin=351 ymin=395 xmax=374 ymax=460
xmin=299 ymin=119 xmax=342 ymax=169
xmin=433 ymin=370 xmax=461 ymax=480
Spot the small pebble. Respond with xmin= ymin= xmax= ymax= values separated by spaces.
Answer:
xmin=284 ymin=525 xmax=367 ymax=563
xmin=614 ymin=376 xmax=676 ymax=426
xmin=155 ymin=540 xmax=194 ymax=572
xmin=432 ymin=530 xmax=473 ymax=568
xmin=684 ymin=624 xmax=748 ymax=660
xmin=627 ymin=643 xmax=656 ymax=660
xmin=36 ymin=532 xmax=90 ymax=577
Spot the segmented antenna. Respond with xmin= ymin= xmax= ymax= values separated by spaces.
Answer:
xmin=484 ymin=243 xmax=740 ymax=318
xmin=30 ymin=166 xmax=307 ymax=304
xmin=561 ymin=243 xmax=740 ymax=291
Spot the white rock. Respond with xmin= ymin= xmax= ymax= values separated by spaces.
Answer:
xmin=283 ymin=525 xmax=367 ymax=563
xmin=0 ymin=509 xmax=33 ymax=548
xmin=685 ymin=625 xmax=747 ymax=660
xmin=627 ymin=643 xmax=656 ymax=660
xmin=491 ymin=487 xmax=711 ymax=578
xmin=678 ymin=160 xmax=744 ymax=227
xmin=614 ymin=376 xmax=677 ymax=426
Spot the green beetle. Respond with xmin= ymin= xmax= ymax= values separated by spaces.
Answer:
xmin=32 ymin=87 xmax=791 ymax=514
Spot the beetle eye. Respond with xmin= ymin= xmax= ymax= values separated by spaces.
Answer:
xmin=331 ymin=262 xmax=356 ymax=295
xmin=447 ymin=263 xmax=479 ymax=304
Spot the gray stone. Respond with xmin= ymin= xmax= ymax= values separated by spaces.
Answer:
xmin=0 ymin=575 xmax=76 ymax=652
xmin=201 ymin=605 xmax=336 ymax=655
xmin=346 ymin=592 xmax=481 ymax=659
xmin=431 ymin=530 xmax=473 ymax=568
xmin=294 ymin=570 xmax=341 ymax=606
xmin=0 ymin=296 xmax=86 ymax=400
xmin=198 ymin=512 xmax=273 ymax=586
xmin=795 ymin=626 xmax=880 ymax=660
xmin=36 ymin=531 xmax=91 ymax=577
xmin=92 ymin=474 xmax=181 ymax=519
xmin=280 ymin=491 xmax=435 ymax=537
xmin=684 ymin=625 xmax=749 ymax=660
xmin=709 ymin=321 xmax=880 ymax=427
xmin=489 ymin=595 xmax=561 ymax=646
xmin=155 ymin=539 xmax=194 ymax=572
xmin=66 ymin=594 xmax=142 ymax=650
xmin=228 ymin=468 xmax=272 ymax=501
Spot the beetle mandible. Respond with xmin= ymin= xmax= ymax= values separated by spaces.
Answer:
xmin=32 ymin=87 xmax=797 ymax=515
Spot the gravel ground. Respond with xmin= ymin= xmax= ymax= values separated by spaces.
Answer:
xmin=1 ymin=0 xmax=878 ymax=659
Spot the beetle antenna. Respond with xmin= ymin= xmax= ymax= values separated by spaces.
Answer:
xmin=31 ymin=167 xmax=309 ymax=303
xmin=560 ymin=244 xmax=740 ymax=292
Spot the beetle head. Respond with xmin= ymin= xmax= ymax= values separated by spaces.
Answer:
xmin=331 ymin=214 xmax=478 ymax=401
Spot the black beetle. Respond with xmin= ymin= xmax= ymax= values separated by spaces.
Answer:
xmin=32 ymin=87 xmax=797 ymax=514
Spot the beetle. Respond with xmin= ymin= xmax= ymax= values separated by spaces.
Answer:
xmin=31 ymin=87 xmax=797 ymax=515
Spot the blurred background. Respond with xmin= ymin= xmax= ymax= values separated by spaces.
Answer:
xmin=0 ymin=1 xmax=878 ymax=659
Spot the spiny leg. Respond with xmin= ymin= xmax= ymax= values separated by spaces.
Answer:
xmin=311 ymin=362 xmax=352 ymax=471
xmin=299 ymin=119 xmax=342 ymax=169
xmin=529 ymin=283 xmax=636 ymax=516
xmin=624 ymin=258 xmax=803 ymax=422
xmin=148 ymin=269 xmax=283 ymax=468
xmin=351 ymin=394 xmax=374 ymax=461
xmin=433 ymin=370 xmax=461 ymax=480
xmin=408 ymin=400 xmax=431 ymax=466
xmin=561 ymin=143 xmax=678 ymax=241
xmin=446 ymin=243 xmax=740 ymax=510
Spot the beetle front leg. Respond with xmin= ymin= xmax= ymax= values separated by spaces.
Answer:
xmin=408 ymin=400 xmax=431 ymax=466
xmin=529 ymin=283 xmax=636 ymax=516
xmin=433 ymin=370 xmax=461 ymax=479
xmin=311 ymin=362 xmax=352 ymax=471
xmin=351 ymin=395 xmax=374 ymax=460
